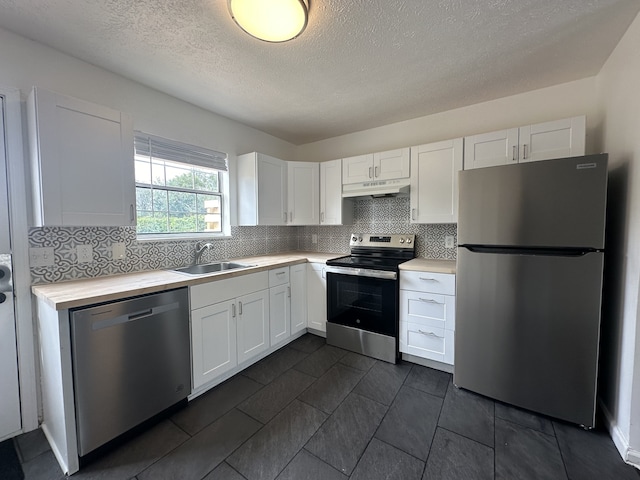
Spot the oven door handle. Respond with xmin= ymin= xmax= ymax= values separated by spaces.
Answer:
xmin=325 ymin=265 xmax=397 ymax=280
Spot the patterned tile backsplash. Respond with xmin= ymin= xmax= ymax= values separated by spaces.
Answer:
xmin=28 ymin=196 xmax=456 ymax=284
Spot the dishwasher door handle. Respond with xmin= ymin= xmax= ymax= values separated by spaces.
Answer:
xmin=91 ymin=302 xmax=180 ymax=331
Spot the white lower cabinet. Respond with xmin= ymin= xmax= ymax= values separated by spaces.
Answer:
xmin=236 ymin=290 xmax=270 ymax=364
xmin=269 ymin=284 xmax=291 ymax=347
xmin=290 ymin=264 xmax=308 ymax=334
xmin=191 ymin=300 xmax=237 ymax=390
xmin=400 ymin=270 xmax=456 ymax=368
xmin=307 ymin=263 xmax=327 ymax=332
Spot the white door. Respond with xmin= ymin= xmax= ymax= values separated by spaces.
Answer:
xmin=290 ymin=264 xmax=307 ymax=334
xmin=410 ymin=139 xmax=463 ymax=224
xmin=257 ymin=154 xmax=287 ymax=225
xmin=191 ymin=300 xmax=237 ymax=390
xmin=463 ymin=128 xmax=519 ymax=169
xmin=287 ymin=161 xmax=319 ymax=225
xmin=0 ymin=97 xmax=21 ymax=439
xmin=342 ymin=154 xmax=374 ymax=184
xmin=237 ymin=290 xmax=270 ymax=364
xmin=307 ymin=263 xmax=327 ymax=332
xmin=269 ymin=284 xmax=291 ymax=346
xmin=320 ymin=159 xmax=342 ymax=225
xmin=519 ymin=116 xmax=586 ymax=163
xmin=374 ymin=148 xmax=410 ymax=180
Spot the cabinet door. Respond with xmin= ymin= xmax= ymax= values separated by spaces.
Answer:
xmin=290 ymin=264 xmax=307 ymax=334
xmin=463 ymin=128 xmax=519 ymax=170
xmin=269 ymin=284 xmax=291 ymax=347
xmin=342 ymin=154 xmax=374 ymax=184
xmin=28 ymin=88 xmax=135 ymax=226
xmin=410 ymin=139 xmax=463 ymax=224
xmin=519 ymin=116 xmax=586 ymax=163
xmin=307 ymin=263 xmax=327 ymax=332
xmin=191 ymin=300 xmax=237 ymax=390
xmin=374 ymin=148 xmax=410 ymax=180
xmin=287 ymin=161 xmax=319 ymax=225
xmin=237 ymin=289 xmax=270 ymax=364
xmin=320 ymin=159 xmax=353 ymax=225
xmin=257 ymin=154 xmax=287 ymax=225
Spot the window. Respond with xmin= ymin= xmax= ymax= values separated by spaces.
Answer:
xmin=134 ymin=133 xmax=228 ymax=236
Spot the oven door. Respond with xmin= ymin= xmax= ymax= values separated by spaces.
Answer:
xmin=326 ymin=268 xmax=398 ymax=337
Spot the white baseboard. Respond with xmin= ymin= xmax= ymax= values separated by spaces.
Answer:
xmin=599 ymin=399 xmax=640 ymax=470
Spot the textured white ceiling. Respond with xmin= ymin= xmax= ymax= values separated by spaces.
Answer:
xmin=0 ymin=0 xmax=638 ymax=145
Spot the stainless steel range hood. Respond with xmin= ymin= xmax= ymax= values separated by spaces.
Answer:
xmin=342 ymin=179 xmax=410 ymax=198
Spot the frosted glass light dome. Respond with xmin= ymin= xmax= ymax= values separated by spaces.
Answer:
xmin=228 ymin=0 xmax=309 ymax=43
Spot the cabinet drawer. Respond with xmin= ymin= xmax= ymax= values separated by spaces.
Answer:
xmin=400 ymin=271 xmax=455 ymax=295
xmin=269 ymin=267 xmax=290 ymax=287
xmin=400 ymin=290 xmax=455 ymax=331
xmin=190 ymin=271 xmax=269 ymax=310
xmin=400 ymin=322 xmax=454 ymax=365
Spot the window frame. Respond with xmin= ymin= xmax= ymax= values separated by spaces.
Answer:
xmin=133 ymin=133 xmax=230 ymax=239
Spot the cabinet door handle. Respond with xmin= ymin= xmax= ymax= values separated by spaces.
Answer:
xmin=238 ymin=301 xmax=243 ymax=315
xmin=411 ymin=208 xmax=417 ymax=221
xmin=375 ymin=166 xmax=379 ymax=177
xmin=232 ymin=303 xmax=236 ymax=318
xmin=287 ymin=286 xmax=291 ymax=298
xmin=321 ymin=212 xmax=325 ymax=222
xmin=418 ymin=329 xmax=444 ymax=339
xmin=289 ymin=212 xmax=293 ymax=222
xmin=419 ymin=277 xmax=438 ymax=282
xmin=284 ymin=211 xmax=287 ymax=222
xmin=321 ymin=267 xmax=326 ymax=279
xmin=523 ymin=144 xmax=528 ymax=160
xmin=130 ymin=204 xmax=135 ymax=222
xmin=419 ymin=298 xmax=442 ymax=304
xmin=276 ymin=271 xmax=286 ymax=276
xmin=512 ymin=145 xmax=518 ymax=162
xmin=368 ymin=166 xmax=373 ymax=179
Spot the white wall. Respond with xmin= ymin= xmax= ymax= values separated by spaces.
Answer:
xmin=296 ymin=77 xmax=600 ymax=162
xmin=596 ymin=11 xmax=640 ymax=466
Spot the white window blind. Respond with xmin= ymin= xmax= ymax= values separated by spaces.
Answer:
xmin=134 ymin=133 xmax=228 ymax=171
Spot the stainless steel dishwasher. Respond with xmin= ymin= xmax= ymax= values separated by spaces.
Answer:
xmin=70 ymin=288 xmax=190 ymax=457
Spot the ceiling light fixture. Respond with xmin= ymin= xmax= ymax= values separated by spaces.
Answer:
xmin=228 ymin=0 xmax=309 ymax=43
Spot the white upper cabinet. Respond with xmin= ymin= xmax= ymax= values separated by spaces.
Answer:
xmin=320 ymin=159 xmax=353 ymax=225
xmin=518 ymin=116 xmax=586 ymax=163
xmin=463 ymin=128 xmax=519 ymax=170
xmin=374 ymin=148 xmax=410 ymax=180
xmin=410 ymin=138 xmax=463 ymax=224
xmin=27 ymin=87 xmax=135 ymax=226
xmin=342 ymin=148 xmax=411 ymax=184
xmin=287 ymin=161 xmax=319 ymax=225
xmin=464 ymin=116 xmax=586 ymax=170
xmin=238 ymin=152 xmax=287 ymax=225
xmin=342 ymin=153 xmax=374 ymax=184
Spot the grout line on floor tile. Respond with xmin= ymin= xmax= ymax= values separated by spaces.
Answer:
xmin=551 ymin=419 xmax=571 ymax=480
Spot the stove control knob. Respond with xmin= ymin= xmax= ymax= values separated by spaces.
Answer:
xmin=399 ymin=238 xmax=405 ymax=243
xmin=406 ymin=238 xmax=412 ymax=244
xmin=351 ymin=236 xmax=357 ymax=242
xmin=358 ymin=237 xmax=363 ymax=242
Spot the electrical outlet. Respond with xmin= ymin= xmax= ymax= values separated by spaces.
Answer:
xmin=29 ymin=247 xmax=55 ymax=267
xmin=112 ymin=242 xmax=126 ymax=260
xmin=444 ymin=235 xmax=455 ymax=249
xmin=76 ymin=244 xmax=93 ymax=263
xmin=312 ymin=234 xmax=318 ymax=244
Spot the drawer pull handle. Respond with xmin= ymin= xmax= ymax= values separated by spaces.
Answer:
xmin=276 ymin=271 xmax=286 ymax=276
xmin=418 ymin=329 xmax=443 ymax=339
xmin=419 ymin=298 xmax=442 ymax=304
xmin=419 ymin=277 xmax=438 ymax=282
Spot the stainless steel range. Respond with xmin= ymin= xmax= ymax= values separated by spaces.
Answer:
xmin=325 ymin=233 xmax=416 ymax=363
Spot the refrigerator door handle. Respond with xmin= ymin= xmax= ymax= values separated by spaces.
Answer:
xmin=462 ymin=245 xmax=600 ymax=257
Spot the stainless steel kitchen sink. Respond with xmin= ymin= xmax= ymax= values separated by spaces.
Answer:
xmin=173 ymin=261 xmax=255 ymax=275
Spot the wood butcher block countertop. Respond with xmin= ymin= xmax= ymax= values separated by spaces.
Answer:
xmin=32 ymin=252 xmax=340 ymax=311
xmin=399 ymin=258 xmax=457 ymax=274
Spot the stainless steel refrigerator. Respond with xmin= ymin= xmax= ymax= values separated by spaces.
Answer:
xmin=455 ymin=154 xmax=608 ymax=428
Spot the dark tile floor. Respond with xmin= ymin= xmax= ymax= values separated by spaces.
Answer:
xmin=12 ymin=334 xmax=640 ymax=480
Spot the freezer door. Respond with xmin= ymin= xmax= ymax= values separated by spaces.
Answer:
xmin=454 ymin=247 xmax=603 ymax=427
xmin=458 ymin=154 xmax=607 ymax=249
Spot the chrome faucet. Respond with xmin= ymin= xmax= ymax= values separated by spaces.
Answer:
xmin=194 ymin=242 xmax=213 ymax=265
